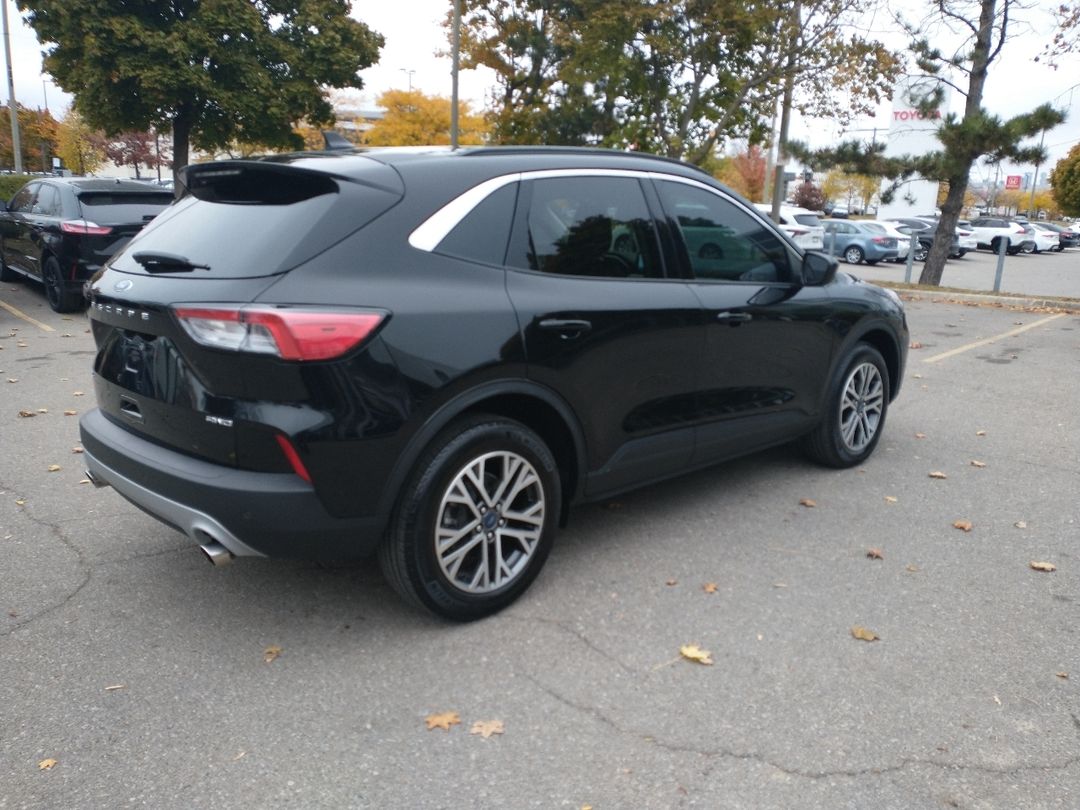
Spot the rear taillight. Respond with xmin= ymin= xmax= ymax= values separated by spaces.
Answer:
xmin=789 ymin=227 xmax=810 ymax=237
xmin=173 ymin=305 xmax=386 ymax=361
xmin=61 ymin=219 xmax=113 ymax=236
xmin=872 ymin=237 xmax=889 ymax=245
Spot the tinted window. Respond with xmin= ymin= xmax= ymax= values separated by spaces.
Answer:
xmin=77 ymin=192 xmax=173 ymax=224
xmin=862 ymin=223 xmax=886 ymax=234
xmin=793 ymin=213 xmax=822 ymax=228
xmin=33 ymin=184 xmax=62 ymax=216
xmin=435 ymin=183 xmax=518 ymax=266
xmin=9 ymin=184 xmax=37 ymax=213
xmin=656 ymin=181 xmax=791 ymax=283
xmin=511 ymin=176 xmax=662 ymax=278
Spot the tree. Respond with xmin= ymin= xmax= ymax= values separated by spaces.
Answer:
xmin=716 ymin=145 xmax=767 ymax=201
xmin=363 ymin=90 xmax=489 ymax=146
xmin=0 ymin=104 xmax=59 ymax=172
xmin=1050 ymin=143 xmax=1080 ymax=217
xmin=18 ymin=1 xmax=384 ymax=174
xmin=793 ymin=0 xmax=1067 ymax=286
xmin=455 ymin=0 xmax=899 ymax=163
xmin=56 ymin=110 xmax=106 ymax=175
xmin=103 ymin=131 xmax=168 ymax=179
xmin=791 ymin=182 xmax=826 ymax=210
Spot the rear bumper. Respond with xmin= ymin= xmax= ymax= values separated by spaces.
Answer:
xmin=80 ymin=408 xmax=385 ymax=561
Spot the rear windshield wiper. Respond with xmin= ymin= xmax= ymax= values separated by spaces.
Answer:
xmin=132 ymin=251 xmax=211 ymax=273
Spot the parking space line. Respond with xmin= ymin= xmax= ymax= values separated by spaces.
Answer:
xmin=0 ymin=299 xmax=56 ymax=332
xmin=922 ymin=313 xmax=1066 ymax=364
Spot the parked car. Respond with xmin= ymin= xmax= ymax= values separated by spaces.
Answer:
xmin=911 ymin=215 xmax=971 ymax=258
xmin=80 ymin=147 xmax=908 ymax=620
xmin=821 ymin=219 xmax=899 ymax=264
xmin=884 ymin=217 xmax=960 ymax=261
xmin=0 ymin=177 xmax=173 ymax=311
xmin=967 ymin=217 xmax=1034 ymax=255
xmin=754 ymin=203 xmax=826 ymax=250
xmin=861 ymin=220 xmax=913 ymax=261
xmin=1029 ymin=221 xmax=1072 ymax=252
xmin=1019 ymin=222 xmax=1062 ymax=253
xmin=1039 ymin=222 xmax=1079 ymax=249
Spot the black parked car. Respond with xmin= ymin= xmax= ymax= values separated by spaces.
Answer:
xmin=80 ymin=147 xmax=908 ymax=620
xmin=0 ymin=177 xmax=173 ymax=311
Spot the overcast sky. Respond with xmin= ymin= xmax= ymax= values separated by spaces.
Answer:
xmin=4 ymin=0 xmax=1079 ymax=176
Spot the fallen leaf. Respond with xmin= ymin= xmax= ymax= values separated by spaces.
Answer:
xmin=914 ymin=432 xmax=926 ymax=439
xmin=6 ymin=378 xmax=17 ymax=383
xmin=993 ymin=695 xmax=1002 ymax=706
xmin=799 ymin=498 xmax=817 ymax=508
xmin=1014 ymin=521 xmax=1028 ymax=529
xmin=63 ymin=410 xmax=77 ymax=416
xmin=72 ymin=391 xmax=84 ymax=397
xmin=104 ymin=684 xmax=126 ymax=691
xmin=884 ymin=496 xmax=898 ymax=504
xmin=703 ymin=582 xmax=718 ymax=594
xmin=47 ymin=465 xmax=61 ymax=472
xmin=912 ymin=373 xmax=923 ymax=379
xmin=679 ymin=644 xmax=713 ymax=665
xmin=953 ymin=520 xmax=973 ymax=532
xmin=78 ymin=479 xmax=91 ymax=485
xmin=905 ymin=565 xmax=920 ymax=573
xmin=233 ymin=751 xmax=247 ymax=761
xmin=263 ymin=645 xmax=282 ymax=663
xmin=1056 ymin=672 xmax=1069 ymax=680
xmin=928 ymin=471 xmax=948 ymax=479
xmin=72 ymin=447 xmax=84 ymax=454
xmin=851 ymin=626 xmax=879 ymax=642
xmin=909 ymin=341 xmax=923 ymax=349
xmin=772 ymin=582 xmax=788 ymax=588
xmin=866 ymin=548 xmax=884 ymax=560
xmin=665 ymin=578 xmax=677 ymax=586
xmin=37 ymin=408 xmax=47 ymax=414
xmin=970 ymin=460 xmax=986 ymax=468
xmin=18 ymin=410 xmax=35 ymax=418
xmin=469 ymin=720 xmax=504 ymax=739
xmin=38 ymin=758 xmax=58 ymax=771
xmin=425 ymin=711 xmax=461 ymax=731
xmin=976 ymin=430 xmax=986 ymax=436
xmin=15 ymin=499 xmax=25 ymax=506
xmin=1029 ymin=561 xmax=1056 ymax=573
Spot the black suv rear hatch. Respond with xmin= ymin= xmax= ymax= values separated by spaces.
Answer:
xmin=87 ymin=157 xmax=403 ymax=467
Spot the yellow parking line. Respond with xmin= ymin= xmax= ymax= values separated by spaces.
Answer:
xmin=0 ymin=299 xmax=56 ymax=332
xmin=922 ymin=313 xmax=1066 ymax=364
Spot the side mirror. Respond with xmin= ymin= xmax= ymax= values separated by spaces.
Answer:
xmin=802 ymin=250 xmax=838 ymax=286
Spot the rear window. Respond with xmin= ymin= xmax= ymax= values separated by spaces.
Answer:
xmin=109 ymin=163 xmax=402 ymax=278
xmin=862 ymin=223 xmax=886 ymax=234
xmin=793 ymin=213 xmax=822 ymax=228
xmin=78 ymin=192 xmax=173 ymax=224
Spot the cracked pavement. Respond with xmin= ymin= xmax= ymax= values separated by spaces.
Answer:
xmin=2 ymin=273 xmax=1079 ymax=809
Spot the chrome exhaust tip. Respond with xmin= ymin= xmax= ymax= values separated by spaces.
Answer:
xmin=199 ymin=540 xmax=235 ymax=567
xmin=85 ymin=469 xmax=109 ymax=489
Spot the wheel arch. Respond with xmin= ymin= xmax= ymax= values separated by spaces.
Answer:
xmin=379 ymin=381 xmax=587 ymax=527
xmin=850 ymin=325 xmax=902 ymax=402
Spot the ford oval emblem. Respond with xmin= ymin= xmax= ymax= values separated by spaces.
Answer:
xmin=114 ymin=279 xmax=134 ymax=292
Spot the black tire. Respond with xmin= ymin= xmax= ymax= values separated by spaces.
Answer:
xmin=42 ymin=256 xmax=84 ymax=313
xmin=957 ymin=250 xmax=967 ymax=258
xmin=913 ymin=244 xmax=929 ymax=262
xmin=379 ymin=415 xmax=561 ymax=621
xmin=865 ymin=259 xmax=879 ymax=266
xmin=801 ymin=343 xmax=890 ymax=469
xmin=843 ymin=245 xmax=864 ymax=264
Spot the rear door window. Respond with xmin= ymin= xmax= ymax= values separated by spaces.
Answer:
xmin=9 ymin=183 xmax=37 ymax=213
xmin=793 ymin=213 xmax=822 ymax=228
xmin=509 ymin=176 xmax=664 ymax=279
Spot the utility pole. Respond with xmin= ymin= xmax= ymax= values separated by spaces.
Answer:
xmin=450 ymin=0 xmax=460 ymax=149
xmin=2 ymin=0 xmax=23 ymax=174
xmin=769 ymin=0 xmax=801 ymax=221
xmin=399 ymin=68 xmax=415 ymax=92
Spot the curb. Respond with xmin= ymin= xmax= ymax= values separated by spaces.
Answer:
xmin=876 ymin=286 xmax=1080 ymax=314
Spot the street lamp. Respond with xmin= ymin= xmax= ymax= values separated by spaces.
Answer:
xmin=399 ymin=68 xmax=415 ymax=92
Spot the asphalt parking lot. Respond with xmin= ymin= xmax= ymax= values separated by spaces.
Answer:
xmin=2 ymin=272 xmax=1078 ymax=809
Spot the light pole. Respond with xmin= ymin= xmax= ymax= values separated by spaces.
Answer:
xmin=451 ymin=0 xmax=460 ymax=149
xmin=2 ymin=0 xmax=22 ymax=174
xmin=399 ymin=68 xmax=415 ymax=92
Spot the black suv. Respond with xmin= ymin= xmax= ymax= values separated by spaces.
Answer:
xmin=80 ymin=147 xmax=908 ymax=620
xmin=0 ymin=177 xmax=173 ymax=311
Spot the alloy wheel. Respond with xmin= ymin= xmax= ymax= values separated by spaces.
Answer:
xmin=839 ymin=362 xmax=884 ymax=453
xmin=435 ymin=451 xmax=546 ymax=594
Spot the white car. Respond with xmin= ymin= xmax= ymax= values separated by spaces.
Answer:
xmin=862 ymin=220 xmax=915 ymax=261
xmin=754 ymin=204 xmax=825 ymax=250
xmin=1028 ymin=222 xmax=1062 ymax=253
xmin=967 ymin=217 xmax=1033 ymax=255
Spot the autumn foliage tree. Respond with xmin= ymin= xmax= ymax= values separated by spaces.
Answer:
xmin=717 ymin=146 xmax=767 ymax=201
xmin=0 ymin=104 xmax=59 ymax=172
xmin=363 ymin=90 xmax=489 ymax=147
xmin=103 ymin=131 xmax=168 ymax=179
xmin=1050 ymin=143 xmax=1080 ymax=217
xmin=56 ymin=110 xmax=106 ymax=175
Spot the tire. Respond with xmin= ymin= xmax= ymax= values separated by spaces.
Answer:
xmin=913 ymin=244 xmax=929 ymax=262
xmin=1020 ymin=242 xmax=1035 ymax=254
xmin=843 ymin=245 xmax=864 ymax=264
xmin=42 ymin=256 xmax=84 ymax=313
xmin=801 ymin=343 xmax=890 ymax=469
xmin=957 ymin=250 xmax=967 ymax=258
xmin=865 ymin=259 xmax=878 ymax=266
xmin=379 ymin=415 xmax=561 ymax=621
